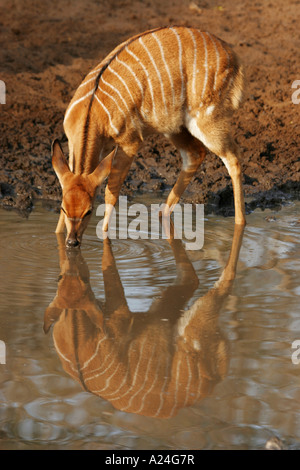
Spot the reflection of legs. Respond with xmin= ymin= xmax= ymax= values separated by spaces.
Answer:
xmin=103 ymin=148 xmax=133 ymax=232
xmin=165 ymin=128 xmax=206 ymax=213
xmin=215 ymin=223 xmax=245 ymax=296
xmin=102 ymin=239 xmax=128 ymax=314
xmin=102 ymin=239 xmax=132 ymax=338
xmin=149 ymin=234 xmax=199 ymax=318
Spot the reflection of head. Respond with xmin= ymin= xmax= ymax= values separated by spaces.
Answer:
xmin=44 ymin=243 xmax=101 ymax=334
xmin=45 ymin=226 xmax=243 ymax=418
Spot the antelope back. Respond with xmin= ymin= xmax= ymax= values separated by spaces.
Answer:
xmin=64 ymin=26 xmax=243 ymax=158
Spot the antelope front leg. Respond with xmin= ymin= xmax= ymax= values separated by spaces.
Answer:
xmin=103 ymin=149 xmax=133 ymax=233
xmin=165 ymin=129 xmax=206 ymax=212
xmin=55 ymin=210 xmax=65 ymax=233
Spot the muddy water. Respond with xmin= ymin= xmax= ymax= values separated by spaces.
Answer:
xmin=0 ymin=199 xmax=300 ymax=450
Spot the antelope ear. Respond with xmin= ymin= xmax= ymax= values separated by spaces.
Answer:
xmin=52 ymin=139 xmax=70 ymax=187
xmin=89 ymin=147 xmax=117 ymax=186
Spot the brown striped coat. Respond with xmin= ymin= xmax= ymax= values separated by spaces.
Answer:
xmin=44 ymin=226 xmax=244 ymax=418
xmin=52 ymin=26 xmax=246 ymax=247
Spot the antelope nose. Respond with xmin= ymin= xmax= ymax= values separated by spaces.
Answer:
xmin=66 ymin=237 xmax=80 ymax=248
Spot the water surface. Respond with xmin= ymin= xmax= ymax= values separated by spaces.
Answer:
xmin=0 ymin=200 xmax=299 ymax=450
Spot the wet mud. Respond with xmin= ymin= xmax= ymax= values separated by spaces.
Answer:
xmin=0 ymin=0 xmax=299 ymax=216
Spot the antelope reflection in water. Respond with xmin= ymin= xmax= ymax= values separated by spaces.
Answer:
xmin=44 ymin=226 xmax=244 ymax=418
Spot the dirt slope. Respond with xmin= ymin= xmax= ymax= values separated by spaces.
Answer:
xmin=0 ymin=0 xmax=299 ymax=216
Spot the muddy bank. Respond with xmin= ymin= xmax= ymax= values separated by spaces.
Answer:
xmin=0 ymin=0 xmax=299 ymax=217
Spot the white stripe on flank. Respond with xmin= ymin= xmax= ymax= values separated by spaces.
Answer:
xmin=77 ymin=66 xmax=103 ymax=88
xmin=101 ymin=75 xmax=130 ymax=114
xmin=98 ymin=84 xmax=127 ymax=119
xmin=53 ymin=336 xmax=76 ymax=372
xmin=94 ymin=93 xmax=119 ymax=135
xmin=135 ymin=353 xmax=163 ymax=414
xmin=139 ymin=36 xmax=167 ymax=114
xmin=86 ymin=67 xmax=102 ymax=78
xmin=84 ymin=344 xmax=115 ymax=377
xmin=168 ymin=357 xmax=182 ymax=418
xmin=121 ymin=339 xmax=157 ymax=412
xmin=101 ymin=340 xmax=140 ymax=399
xmin=93 ymin=362 xmax=123 ymax=394
xmin=116 ymin=55 xmax=144 ymax=97
xmin=85 ymin=348 xmax=117 ymax=382
xmin=87 ymin=354 xmax=120 ymax=389
xmin=108 ymin=64 xmax=136 ymax=105
xmin=187 ymin=28 xmax=197 ymax=96
xmin=183 ymin=355 xmax=192 ymax=407
xmin=200 ymin=32 xmax=208 ymax=101
xmin=116 ymin=55 xmax=147 ymax=119
xmin=78 ymin=73 xmax=99 ymax=89
xmin=170 ymin=28 xmax=184 ymax=101
xmin=81 ymin=335 xmax=108 ymax=370
xmin=196 ymin=362 xmax=202 ymax=400
xmin=126 ymin=46 xmax=157 ymax=120
xmin=117 ymin=54 xmax=148 ymax=119
xmin=100 ymin=74 xmax=137 ymax=129
xmin=207 ymin=33 xmax=220 ymax=91
xmin=110 ymin=336 xmax=147 ymax=403
xmin=154 ymin=354 xmax=170 ymax=418
xmin=64 ymin=89 xmax=94 ymax=123
xmin=153 ymin=32 xmax=175 ymax=107
xmin=85 ymin=340 xmax=123 ymax=385
xmin=103 ymin=362 xmax=130 ymax=398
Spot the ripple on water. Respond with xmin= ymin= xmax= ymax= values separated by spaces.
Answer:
xmin=16 ymin=419 xmax=67 ymax=442
xmin=82 ymin=233 xmax=173 ymax=260
xmin=82 ymin=235 xmax=178 ymax=303
xmin=24 ymin=398 xmax=74 ymax=423
xmin=0 ymin=224 xmax=58 ymax=272
xmin=1 ymin=202 xmax=300 ymax=449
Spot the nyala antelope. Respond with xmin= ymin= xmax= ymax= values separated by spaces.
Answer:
xmin=44 ymin=226 xmax=244 ymax=418
xmin=52 ymin=26 xmax=246 ymax=247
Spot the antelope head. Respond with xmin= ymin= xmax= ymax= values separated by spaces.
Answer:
xmin=52 ymin=139 xmax=114 ymax=248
